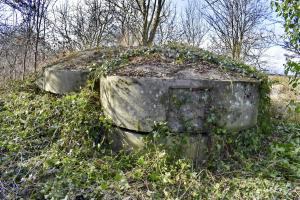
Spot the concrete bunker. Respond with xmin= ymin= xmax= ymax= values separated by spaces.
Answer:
xmin=40 ymin=66 xmax=90 ymax=94
xmin=36 ymin=46 xmax=263 ymax=165
xmin=37 ymin=48 xmax=120 ymax=94
xmin=100 ymin=61 xmax=261 ymax=165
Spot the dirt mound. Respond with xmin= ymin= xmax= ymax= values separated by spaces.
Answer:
xmin=113 ymin=61 xmax=257 ymax=81
xmin=44 ymin=45 xmax=262 ymax=82
xmin=45 ymin=47 xmax=122 ymax=70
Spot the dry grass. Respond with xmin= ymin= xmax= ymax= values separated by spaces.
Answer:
xmin=269 ymin=75 xmax=300 ymax=122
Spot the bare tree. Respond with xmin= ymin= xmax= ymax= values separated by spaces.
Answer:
xmin=51 ymin=0 xmax=75 ymax=50
xmin=33 ymin=0 xmax=52 ymax=72
xmin=155 ymin=3 xmax=181 ymax=45
xmin=73 ymin=0 xmax=114 ymax=48
xmin=0 ymin=2 xmax=8 ymax=33
xmin=106 ymin=0 xmax=139 ymax=46
xmin=132 ymin=0 xmax=168 ymax=46
xmin=52 ymin=0 xmax=114 ymax=50
xmin=180 ymin=0 xmax=209 ymax=47
xmin=1 ymin=0 xmax=33 ymax=79
xmin=203 ymin=0 xmax=272 ymax=63
xmin=102 ymin=0 xmax=170 ymax=46
xmin=0 ymin=2 xmax=22 ymax=82
xmin=0 ymin=0 xmax=54 ymax=81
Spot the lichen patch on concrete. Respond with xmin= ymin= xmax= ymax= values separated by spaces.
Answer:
xmin=113 ymin=63 xmax=256 ymax=82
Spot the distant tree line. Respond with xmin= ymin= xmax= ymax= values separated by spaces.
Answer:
xmin=0 ymin=0 xmax=275 ymax=83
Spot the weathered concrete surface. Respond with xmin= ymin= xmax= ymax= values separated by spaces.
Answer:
xmin=39 ymin=67 xmax=90 ymax=94
xmin=111 ymin=127 xmax=208 ymax=166
xmin=36 ymin=47 xmax=121 ymax=94
xmin=110 ymin=128 xmax=146 ymax=151
xmin=100 ymin=76 xmax=260 ymax=132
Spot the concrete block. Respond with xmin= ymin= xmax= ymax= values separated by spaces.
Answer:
xmin=100 ymin=75 xmax=260 ymax=132
xmin=110 ymin=127 xmax=209 ymax=166
xmin=41 ymin=67 xmax=90 ymax=94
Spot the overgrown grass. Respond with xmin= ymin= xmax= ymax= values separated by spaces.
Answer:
xmin=269 ymin=75 xmax=300 ymax=122
xmin=0 ymin=78 xmax=299 ymax=199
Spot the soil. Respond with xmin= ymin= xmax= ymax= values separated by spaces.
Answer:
xmin=45 ymin=48 xmax=121 ymax=70
xmin=113 ymin=60 xmax=256 ymax=81
xmin=45 ymin=47 xmax=258 ymax=81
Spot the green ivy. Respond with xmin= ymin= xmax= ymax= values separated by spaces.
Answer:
xmin=0 ymin=77 xmax=299 ymax=199
xmin=273 ymin=0 xmax=300 ymax=113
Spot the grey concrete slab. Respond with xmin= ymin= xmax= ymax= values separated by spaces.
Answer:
xmin=110 ymin=127 xmax=209 ymax=167
xmin=101 ymin=76 xmax=260 ymax=132
xmin=39 ymin=68 xmax=90 ymax=94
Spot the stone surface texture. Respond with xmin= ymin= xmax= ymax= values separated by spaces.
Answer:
xmin=100 ymin=75 xmax=260 ymax=133
xmin=111 ymin=127 xmax=208 ymax=167
xmin=37 ymin=48 xmax=121 ymax=94
xmin=40 ymin=67 xmax=90 ymax=94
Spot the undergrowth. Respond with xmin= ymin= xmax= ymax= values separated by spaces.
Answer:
xmin=0 ymin=78 xmax=299 ymax=199
xmin=92 ymin=43 xmax=261 ymax=78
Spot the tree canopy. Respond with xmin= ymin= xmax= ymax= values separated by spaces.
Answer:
xmin=273 ymin=0 xmax=300 ymax=87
